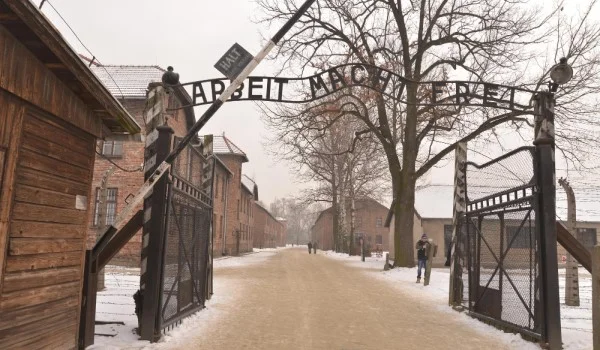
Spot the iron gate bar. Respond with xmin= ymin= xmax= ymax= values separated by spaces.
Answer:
xmin=171 ymin=198 xmax=204 ymax=308
xmin=159 ymin=178 xmax=177 ymax=324
xmin=159 ymin=182 xmax=210 ymax=329
xmin=160 ymin=197 xmax=202 ymax=323
xmin=470 ymin=209 xmax=532 ymax=308
xmin=467 ymin=185 xmax=535 ymax=211
xmin=466 ymin=196 xmax=535 ymax=216
xmin=471 ymin=220 xmax=537 ymax=323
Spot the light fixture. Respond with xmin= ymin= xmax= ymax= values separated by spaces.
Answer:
xmin=162 ymin=66 xmax=180 ymax=86
xmin=548 ymin=57 xmax=573 ymax=92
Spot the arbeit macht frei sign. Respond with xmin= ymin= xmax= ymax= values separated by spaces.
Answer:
xmin=177 ymin=63 xmax=535 ymax=112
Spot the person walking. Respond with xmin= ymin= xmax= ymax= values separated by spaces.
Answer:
xmin=308 ymin=241 xmax=312 ymax=254
xmin=416 ymin=234 xmax=429 ymax=283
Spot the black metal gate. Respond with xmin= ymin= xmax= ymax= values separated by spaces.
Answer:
xmin=158 ymin=140 xmax=212 ymax=331
xmin=457 ymin=147 xmax=544 ymax=340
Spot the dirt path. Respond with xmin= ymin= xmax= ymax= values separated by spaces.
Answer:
xmin=165 ymin=248 xmax=514 ymax=350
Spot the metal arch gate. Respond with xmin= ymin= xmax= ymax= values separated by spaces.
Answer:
xmin=456 ymin=147 xmax=545 ymax=340
xmin=159 ymin=173 xmax=212 ymax=330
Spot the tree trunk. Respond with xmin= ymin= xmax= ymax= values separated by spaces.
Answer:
xmin=332 ymin=181 xmax=339 ymax=252
xmin=393 ymin=85 xmax=419 ymax=267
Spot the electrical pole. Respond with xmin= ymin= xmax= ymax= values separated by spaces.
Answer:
xmin=558 ymin=177 xmax=579 ymax=306
xmin=533 ymin=91 xmax=562 ymax=349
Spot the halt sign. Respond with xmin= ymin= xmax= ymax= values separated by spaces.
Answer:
xmin=214 ymin=43 xmax=254 ymax=80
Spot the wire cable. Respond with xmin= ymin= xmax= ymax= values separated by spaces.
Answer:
xmin=41 ymin=0 xmax=126 ymax=100
xmin=95 ymin=148 xmax=142 ymax=173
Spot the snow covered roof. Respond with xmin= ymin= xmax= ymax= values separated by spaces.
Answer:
xmin=414 ymin=184 xmax=600 ymax=222
xmin=85 ymin=60 xmax=164 ymax=99
xmin=241 ymin=175 xmax=258 ymax=200
xmin=211 ymin=135 xmax=248 ymax=162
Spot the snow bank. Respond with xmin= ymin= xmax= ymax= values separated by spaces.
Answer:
xmin=91 ymin=251 xmax=274 ymax=349
xmin=322 ymin=252 xmax=593 ymax=350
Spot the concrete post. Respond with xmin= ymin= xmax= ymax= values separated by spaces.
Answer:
xmin=449 ymin=142 xmax=467 ymax=305
xmin=558 ymin=178 xmax=580 ymax=306
xmin=593 ymin=246 xmax=600 ymax=349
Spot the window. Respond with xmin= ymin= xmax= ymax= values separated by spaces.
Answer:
xmin=222 ymin=178 xmax=226 ymax=202
xmin=93 ymin=188 xmax=118 ymax=226
xmin=506 ymin=225 xmax=533 ymax=249
xmin=215 ymin=176 xmax=219 ymax=199
xmin=444 ymin=224 xmax=453 ymax=254
xmin=376 ymin=217 xmax=383 ymax=227
xmin=213 ymin=214 xmax=217 ymax=239
xmin=376 ymin=235 xmax=383 ymax=244
xmin=355 ymin=217 xmax=362 ymax=228
xmin=101 ymin=141 xmax=123 ymax=157
xmin=577 ymin=228 xmax=597 ymax=251
xmin=220 ymin=215 xmax=223 ymax=237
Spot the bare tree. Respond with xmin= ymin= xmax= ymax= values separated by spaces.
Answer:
xmin=262 ymin=94 xmax=389 ymax=252
xmin=258 ymin=0 xmax=600 ymax=266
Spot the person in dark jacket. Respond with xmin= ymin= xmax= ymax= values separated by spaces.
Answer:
xmin=308 ymin=241 xmax=312 ymax=254
xmin=415 ymin=234 xmax=430 ymax=283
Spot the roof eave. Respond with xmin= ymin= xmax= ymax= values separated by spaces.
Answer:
xmin=3 ymin=0 xmax=141 ymax=136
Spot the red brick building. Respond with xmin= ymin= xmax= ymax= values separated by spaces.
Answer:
xmin=84 ymin=61 xmax=280 ymax=262
xmin=209 ymin=136 xmax=257 ymax=256
xmin=253 ymin=202 xmax=286 ymax=248
xmin=84 ymin=62 xmax=199 ymax=266
xmin=311 ymin=198 xmax=390 ymax=252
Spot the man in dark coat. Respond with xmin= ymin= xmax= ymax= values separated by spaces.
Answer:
xmin=308 ymin=241 xmax=312 ymax=254
xmin=415 ymin=234 xmax=430 ymax=283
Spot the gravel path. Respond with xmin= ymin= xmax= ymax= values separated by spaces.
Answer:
xmin=166 ymin=247 xmax=515 ymax=350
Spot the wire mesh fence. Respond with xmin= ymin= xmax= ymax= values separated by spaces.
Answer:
xmin=456 ymin=146 xmax=543 ymax=340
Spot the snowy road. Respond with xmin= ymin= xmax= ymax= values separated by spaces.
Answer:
xmin=154 ymin=247 xmax=521 ymax=350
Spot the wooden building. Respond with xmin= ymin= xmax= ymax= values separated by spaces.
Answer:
xmin=0 ymin=1 xmax=140 ymax=348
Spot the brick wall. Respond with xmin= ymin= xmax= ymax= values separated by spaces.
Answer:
xmin=312 ymin=198 xmax=390 ymax=252
xmin=253 ymin=203 xmax=284 ymax=248
xmin=214 ymin=154 xmax=255 ymax=255
xmin=212 ymin=161 xmax=231 ymax=255
xmin=86 ymin=95 xmax=192 ymax=267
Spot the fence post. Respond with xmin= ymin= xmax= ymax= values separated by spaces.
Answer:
xmin=559 ymin=178 xmax=580 ymax=306
xmin=449 ymin=142 xmax=467 ymax=306
xmin=593 ymin=246 xmax=600 ymax=349
xmin=139 ymin=125 xmax=173 ymax=341
xmin=533 ymin=91 xmax=562 ymax=349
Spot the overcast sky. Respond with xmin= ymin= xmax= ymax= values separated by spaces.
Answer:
xmin=33 ymin=0 xmax=600 ymax=216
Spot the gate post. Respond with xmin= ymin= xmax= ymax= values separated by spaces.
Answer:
xmin=139 ymin=125 xmax=173 ymax=341
xmin=449 ymin=142 xmax=467 ymax=306
xmin=533 ymin=91 xmax=562 ymax=349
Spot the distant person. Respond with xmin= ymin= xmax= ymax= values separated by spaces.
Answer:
xmin=308 ymin=241 xmax=312 ymax=254
xmin=416 ymin=234 xmax=429 ymax=283
xmin=313 ymin=241 xmax=317 ymax=254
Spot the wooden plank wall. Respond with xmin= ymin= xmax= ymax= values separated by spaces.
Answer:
xmin=0 ymin=104 xmax=95 ymax=349
xmin=0 ymin=24 xmax=102 ymax=138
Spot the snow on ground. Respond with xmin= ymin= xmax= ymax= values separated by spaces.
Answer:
xmin=322 ymin=250 xmax=593 ymax=350
xmin=89 ymin=248 xmax=284 ymax=349
xmin=88 ymin=266 xmax=146 ymax=349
